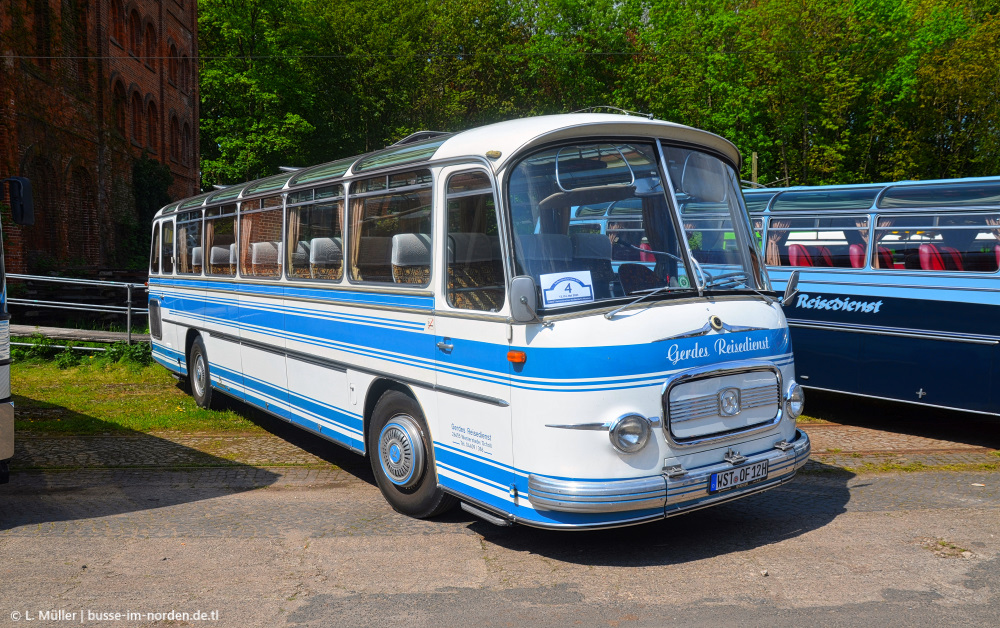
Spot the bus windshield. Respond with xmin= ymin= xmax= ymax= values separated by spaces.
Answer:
xmin=507 ymin=141 xmax=766 ymax=310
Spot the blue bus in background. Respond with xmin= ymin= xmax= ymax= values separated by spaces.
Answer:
xmin=745 ymin=177 xmax=1000 ymax=415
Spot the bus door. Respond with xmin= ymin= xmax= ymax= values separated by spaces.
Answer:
xmin=433 ymin=168 xmax=514 ymax=506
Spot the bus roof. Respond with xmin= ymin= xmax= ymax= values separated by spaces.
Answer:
xmin=155 ymin=113 xmax=740 ymax=218
xmin=744 ymin=176 xmax=1000 ymax=213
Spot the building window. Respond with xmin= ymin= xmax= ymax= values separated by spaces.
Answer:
xmin=128 ymin=10 xmax=141 ymax=55
xmin=168 ymin=45 xmax=177 ymax=84
xmin=113 ymin=81 xmax=127 ymax=135
xmin=182 ymin=122 xmax=191 ymax=165
xmin=110 ymin=0 xmax=125 ymax=44
xmin=169 ymin=116 xmax=180 ymax=161
xmin=144 ymin=24 xmax=156 ymax=68
xmin=181 ymin=55 xmax=190 ymax=93
xmin=34 ymin=0 xmax=52 ymax=64
xmin=146 ymin=101 xmax=158 ymax=152
xmin=131 ymin=92 xmax=143 ymax=144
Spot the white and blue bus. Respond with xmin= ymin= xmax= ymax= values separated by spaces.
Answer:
xmin=0 ymin=176 xmax=34 ymax=483
xmin=745 ymin=177 xmax=1000 ymax=415
xmin=148 ymin=113 xmax=810 ymax=529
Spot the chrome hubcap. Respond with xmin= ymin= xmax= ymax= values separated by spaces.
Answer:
xmin=193 ymin=354 xmax=205 ymax=397
xmin=378 ymin=415 xmax=425 ymax=488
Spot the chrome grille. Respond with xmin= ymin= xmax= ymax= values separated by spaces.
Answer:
xmin=669 ymin=383 xmax=778 ymax=424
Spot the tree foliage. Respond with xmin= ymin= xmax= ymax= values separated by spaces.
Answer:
xmin=199 ymin=0 xmax=1000 ymax=188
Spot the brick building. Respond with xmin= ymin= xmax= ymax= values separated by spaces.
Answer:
xmin=0 ymin=0 xmax=200 ymax=273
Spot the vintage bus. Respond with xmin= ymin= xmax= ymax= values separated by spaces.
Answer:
xmin=0 ymin=176 xmax=34 ymax=483
xmin=148 ymin=113 xmax=810 ymax=529
xmin=745 ymin=177 xmax=1000 ymax=415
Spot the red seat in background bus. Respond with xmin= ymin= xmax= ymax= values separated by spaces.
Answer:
xmin=849 ymin=244 xmax=865 ymax=268
xmin=919 ymin=243 xmax=964 ymax=271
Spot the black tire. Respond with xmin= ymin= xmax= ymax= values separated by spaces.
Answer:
xmin=188 ymin=336 xmax=213 ymax=409
xmin=368 ymin=390 xmax=456 ymax=518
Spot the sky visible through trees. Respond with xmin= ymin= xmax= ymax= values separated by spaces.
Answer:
xmin=199 ymin=0 xmax=1000 ymax=189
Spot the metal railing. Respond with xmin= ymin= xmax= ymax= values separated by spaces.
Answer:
xmin=5 ymin=274 xmax=148 ymax=344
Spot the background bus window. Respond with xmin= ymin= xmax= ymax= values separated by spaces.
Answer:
xmin=287 ymin=185 xmax=344 ymax=281
xmin=205 ymin=205 xmax=237 ymax=276
xmin=765 ymin=216 xmax=868 ymax=268
xmin=175 ymin=211 xmax=203 ymax=275
xmin=149 ymin=223 xmax=161 ymax=274
xmin=349 ymin=170 xmax=432 ymax=285
xmin=446 ymin=171 xmax=504 ymax=312
xmin=161 ymin=221 xmax=174 ymax=274
xmin=875 ymin=213 xmax=1000 ymax=272
xmin=240 ymin=196 xmax=283 ymax=278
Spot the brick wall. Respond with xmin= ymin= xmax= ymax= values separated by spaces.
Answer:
xmin=0 ymin=0 xmax=200 ymax=273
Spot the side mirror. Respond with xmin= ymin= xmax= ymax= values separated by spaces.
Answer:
xmin=3 ymin=177 xmax=34 ymax=226
xmin=781 ymin=270 xmax=800 ymax=305
xmin=510 ymin=276 xmax=540 ymax=323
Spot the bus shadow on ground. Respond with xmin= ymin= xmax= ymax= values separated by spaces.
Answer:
xmin=0 ymin=397 xmax=281 ymax=532
xmin=805 ymin=390 xmax=1000 ymax=450
xmin=464 ymin=461 xmax=853 ymax=566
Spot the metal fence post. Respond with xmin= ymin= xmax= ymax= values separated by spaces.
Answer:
xmin=126 ymin=284 xmax=133 ymax=345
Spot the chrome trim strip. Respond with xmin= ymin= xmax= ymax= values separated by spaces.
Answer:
xmin=159 ymin=322 xmax=510 ymax=408
xmin=800 ymin=385 xmax=1000 ymax=417
xmin=661 ymin=360 xmax=784 ymax=448
xmin=545 ymin=415 xmax=661 ymax=431
xmin=787 ymin=320 xmax=1000 ymax=346
xmin=527 ymin=474 xmax=667 ymax=513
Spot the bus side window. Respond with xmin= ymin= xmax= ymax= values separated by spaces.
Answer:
xmin=445 ymin=171 xmax=505 ymax=312
xmin=349 ymin=170 xmax=433 ymax=285
xmin=286 ymin=184 xmax=344 ymax=281
xmin=766 ymin=216 xmax=866 ymax=268
xmin=205 ymin=205 xmax=237 ymax=277
xmin=239 ymin=196 xmax=283 ymax=278
xmin=876 ymin=213 xmax=1000 ymax=272
xmin=161 ymin=221 xmax=174 ymax=274
xmin=176 ymin=211 xmax=203 ymax=275
xmin=150 ymin=222 xmax=161 ymax=274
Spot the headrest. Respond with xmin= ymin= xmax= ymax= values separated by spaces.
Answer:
xmin=517 ymin=234 xmax=572 ymax=261
xmin=447 ymin=233 xmax=492 ymax=264
xmin=251 ymin=241 xmax=280 ymax=265
xmin=192 ymin=247 xmax=203 ymax=265
xmin=570 ymin=233 xmax=612 ymax=260
xmin=310 ymin=237 xmax=342 ymax=264
xmin=210 ymin=246 xmax=230 ymax=264
xmin=391 ymin=233 xmax=432 ymax=267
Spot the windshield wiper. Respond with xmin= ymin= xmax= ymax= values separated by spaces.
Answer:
xmin=702 ymin=271 xmax=775 ymax=305
xmin=604 ymin=284 xmax=686 ymax=320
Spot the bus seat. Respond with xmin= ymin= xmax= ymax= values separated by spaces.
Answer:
xmin=191 ymin=247 xmax=202 ymax=271
xmin=390 ymin=233 xmax=432 ymax=284
xmin=996 ymin=244 xmax=1000 ymax=270
xmin=849 ymin=244 xmax=865 ymax=268
xmin=309 ymin=237 xmax=343 ymax=280
xmin=287 ymin=241 xmax=311 ymax=278
xmin=618 ymin=263 xmax=658 ymax=295
xmin=919 ymin=243 xmax=963 ymax=271
xmin=516 ymin=234 xmax=573 ymax=280
xmin=877 ymin=246 xmax=894 ymax=269
xmin=813 ymin=246 xmax=835 ymax=267
xmin=209 ymin=246 xmax=230 ymax=274
xmin=447 ymin=233 xmax=503 ymax=311
xmin=356 ymin=236 xmax=393 ymax=282
xmin=250 ymin=241 xmax=281 ymax=276
xmin=788 ymin=244 xmax=814 ymax=267
xmin=571 ymin=233 xmax=614 ymax=298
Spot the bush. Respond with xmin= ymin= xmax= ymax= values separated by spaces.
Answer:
xmin=12 ymin=334 xmax=61 ymax=361
xmin=105 ymin=341 xmax=152 ymax=366
xmin=55 ymin=347 xmax=82 ymax=369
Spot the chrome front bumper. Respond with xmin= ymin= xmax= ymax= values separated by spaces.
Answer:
xmin=527 ymin=429 xmax=811 ymax=515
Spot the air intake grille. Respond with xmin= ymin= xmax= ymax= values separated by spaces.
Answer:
xmin=669 ymin=383 xmax=778 ymax=424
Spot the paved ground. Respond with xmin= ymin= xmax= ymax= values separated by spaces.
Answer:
xmin=1 ymin=390 xmax=999 ymax=627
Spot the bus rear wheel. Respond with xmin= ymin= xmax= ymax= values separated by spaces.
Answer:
xmin=188 ymin=336 xmax=213 ymax=409
xmin=368 ymin=390 xmax=456 ymax=518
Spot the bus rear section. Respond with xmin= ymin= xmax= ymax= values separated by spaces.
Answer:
xmin=149 ymin=113 xmax=810 ymax=529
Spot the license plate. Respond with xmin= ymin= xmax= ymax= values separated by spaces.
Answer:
xmin=709 ymin=460 xmax=768 ymax=493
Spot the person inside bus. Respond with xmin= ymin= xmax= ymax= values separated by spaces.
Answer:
xmin=608 ymin=222 xmax=640 ymax=261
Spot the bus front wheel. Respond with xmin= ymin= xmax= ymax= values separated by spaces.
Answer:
xmin=368 ymin=390 xmax=456 ymax=518
xmin=188 ymin=336 xmax=213 ymax=409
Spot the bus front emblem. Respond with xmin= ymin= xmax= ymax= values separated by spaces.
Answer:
xmin=718 ymin=388 xmax=741 ymax=416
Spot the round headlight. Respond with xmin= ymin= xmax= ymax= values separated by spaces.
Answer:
xmin=608 ymin=414 xmax=651 ymax=454
xmin=785 ymin=382 xmax=805 ymax=419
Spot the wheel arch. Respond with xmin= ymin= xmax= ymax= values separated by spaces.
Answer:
xmin=183 ymin=328 xmax=200 ymax=372
xmin=362 ymin=378 xmax=421 ymax=456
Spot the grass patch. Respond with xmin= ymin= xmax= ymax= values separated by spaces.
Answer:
xmin=13 ymin=360 xmax=265 ymax=435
